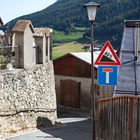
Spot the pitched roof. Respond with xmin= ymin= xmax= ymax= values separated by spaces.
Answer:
xmin=34 ymin=28 xmax=52 ymax=37
xmin=12 ymin=20 xmax=34 ymax=33
xmin=54 ymin=51 xmax=101 ymax=68
xmin=124 ymin=20 xmax=140 ymax=27
xmin=70 ymin=52 xmax=101 ymax=68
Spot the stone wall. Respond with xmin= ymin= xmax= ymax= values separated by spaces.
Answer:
xmin=0 ymin=61 xmax=57 ymax=135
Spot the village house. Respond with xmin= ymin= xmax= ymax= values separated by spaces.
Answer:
xmin=53 ymin=52 xmax=114 ymax=110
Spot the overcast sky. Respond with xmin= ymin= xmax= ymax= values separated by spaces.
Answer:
xmin=0 ymin=0 xmax=57 ymax=24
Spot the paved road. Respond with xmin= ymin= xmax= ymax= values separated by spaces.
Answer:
xmin=10 ymin=112 xmax=91 ymax=140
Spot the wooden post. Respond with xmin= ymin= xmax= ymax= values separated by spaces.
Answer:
xmin=129 ymin=98 xmax=134 ymax=140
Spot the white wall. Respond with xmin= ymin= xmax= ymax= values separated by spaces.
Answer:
xmin=47 ymin=37 xmax=50 ymax=61
xmin=24 ymin=26 xmax=34 ymax=67
xmin=12 ymin=32 xmax=24 ymax=67
xmin=43 ymin=36 xmax=47 ymax=63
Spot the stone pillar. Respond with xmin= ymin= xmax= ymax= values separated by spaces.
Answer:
xmin=43 ymin=37 xmax=47 ymax=64
xmin=12 ymin=33 xmax=15 ymax=46
xmin=12 ymin=46 xmax=20 ymax=68
xmin=47 ymin=37 xmax=50 ymax=62
xmin=33 ymin=45 xmax=36 ymax=64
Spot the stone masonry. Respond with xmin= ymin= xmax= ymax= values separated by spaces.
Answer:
xmin=0 ymin=61 xmax=57 ymax=135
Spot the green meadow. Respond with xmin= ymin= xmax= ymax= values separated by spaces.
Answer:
xmin=52 ymin=42 xmax=85 ymax=60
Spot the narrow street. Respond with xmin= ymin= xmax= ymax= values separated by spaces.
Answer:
xmin=10 ymin=110 xmax=91 ymax=140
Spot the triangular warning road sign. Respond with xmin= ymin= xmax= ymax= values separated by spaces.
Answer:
xmin=95 ymin=41 xmax=121 ymax=66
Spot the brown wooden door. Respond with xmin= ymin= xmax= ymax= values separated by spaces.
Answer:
xmin=60 ymin=79 xmax=80 ymax=108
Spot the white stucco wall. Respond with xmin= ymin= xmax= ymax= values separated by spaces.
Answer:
xmin=24 ymin=26 xmax=34 ymax=67
xmin=12 ymin=32 xmax=24 ymax=67
xmin=43 ymin=36 xmax=47 ymax=63
xmin=34 ymin=36 xmax=43 ymax=64
xmin=47 ymin=37 xmax=50 ymax=62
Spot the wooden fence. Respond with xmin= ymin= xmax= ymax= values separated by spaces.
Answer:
xmin=98 ymin=96 xmax=140 ymax=140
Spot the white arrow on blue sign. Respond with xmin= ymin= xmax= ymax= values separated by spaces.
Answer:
xmin=97 ymin=66 xmax=118 ymax=86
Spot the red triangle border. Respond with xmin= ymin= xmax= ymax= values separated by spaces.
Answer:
xmin=95 ymin=41 xmax=121 ymax=66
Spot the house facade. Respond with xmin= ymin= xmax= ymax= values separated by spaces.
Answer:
xmin=54 ymin=52 xmax=114 ymax=110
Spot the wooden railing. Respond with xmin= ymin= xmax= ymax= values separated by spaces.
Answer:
xmin=98 ymin=96 xmax=140 ymax=140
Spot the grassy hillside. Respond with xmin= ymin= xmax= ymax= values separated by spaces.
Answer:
xmin=53 ymin=30 xmax=85 ymax=43
xmin=52 ymin=42 xmax=84 ymax=59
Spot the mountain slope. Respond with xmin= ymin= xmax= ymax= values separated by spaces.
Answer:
xmin=5 ymin=0 xmax=89 ymax=30
xmin=4 ymin=0 xmax=140 ymax=48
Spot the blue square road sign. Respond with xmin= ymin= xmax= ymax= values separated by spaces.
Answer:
xmin=97 ymin=66 xmax=118 ymax=86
